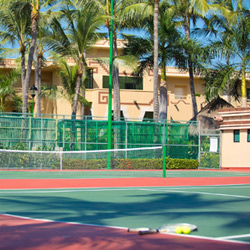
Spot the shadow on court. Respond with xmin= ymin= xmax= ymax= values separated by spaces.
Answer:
xmin=0 ymin=189 xmax=250 ymax=241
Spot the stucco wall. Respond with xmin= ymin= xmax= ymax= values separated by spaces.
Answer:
xmin=221 ymin=130 xmax=250 ymax=168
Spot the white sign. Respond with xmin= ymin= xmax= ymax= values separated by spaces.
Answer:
xmin=210 ymin=137 xmax=218 ymax=152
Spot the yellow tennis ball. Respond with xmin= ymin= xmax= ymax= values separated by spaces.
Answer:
xmin=175 ymin=226 xmax=183 ymax=234
xmin=182 ymin=226 xmax=191 ymax=234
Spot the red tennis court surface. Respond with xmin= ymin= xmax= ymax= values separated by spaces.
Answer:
xmin=1 ymin=176 xmax=250 ymax=189
xmin=0 ymin=214 xmax=250 ymax=250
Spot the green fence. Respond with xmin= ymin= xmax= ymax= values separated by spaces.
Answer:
xmin=0 ymin=113 xmax=199 ymax=160
xmin=199 ymin=129 xmax=221 ymax=169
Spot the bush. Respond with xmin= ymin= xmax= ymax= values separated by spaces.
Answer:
xmin=60 ymin=157 xmax=199 ymax=170
xmin=200 ymin=153 xmax=220 ymax=169
xmin=0 ymin=152 xmax=199 ymax=170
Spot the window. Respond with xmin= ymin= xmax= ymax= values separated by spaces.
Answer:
xmin=247 ymin=88 xmax=250 ymax=102
xmin=86 ymin=69 xmax=93 ymax=89
xmin=234 ymin=130 xmax=240 ymax=142
xmin=174 ymin=85 xmax=187 ymax=99
xmin=248 ymin=130 xmax=250 ymax=142
xmin=103 ymin=76 xmax=143 ymax=90
xmin=112 ymin=110 xmax=125 ymax=121
xmin=143 ymin=111 xmax=153 ymax=121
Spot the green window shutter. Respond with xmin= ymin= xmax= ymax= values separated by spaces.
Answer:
xmin=103 ymin=76 xmax=109 ymax=88
xmin=248 ymin=130 xmax=250 ymax=142
xmin=86 ymin=69 xmax=93 ymax=89
xmin=102 ymin=76 xmax=143 ymax=90
xmin=234 ymin=130 xmax=240 ymax=142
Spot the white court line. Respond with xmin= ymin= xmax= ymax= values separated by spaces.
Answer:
xmin=0 ymin=184 xmax=250 ymax=197
xmin=217 ymin=234 xmax=250 ymax=240
xmin=138 ymin=188 xmax=250 ymax=199
xmin=0 ymin=213 xmax=250 ymax=246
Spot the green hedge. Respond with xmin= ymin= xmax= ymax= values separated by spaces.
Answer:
xmin=0 ymin=151 xmax=198 ymax=170
xmin=200 ymin=153 xmax=220 ymax=169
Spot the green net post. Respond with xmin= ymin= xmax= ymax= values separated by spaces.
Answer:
xmin=163 ymin=145 xmax=166 ymax=178
xmin=107 ymin=0 xmax=114 ymax=169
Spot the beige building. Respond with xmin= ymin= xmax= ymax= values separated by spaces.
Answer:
xmin=1 ymin=39 xmax=250 ymax=122
xmin=218 ymin=108 xmax=250 ymax=169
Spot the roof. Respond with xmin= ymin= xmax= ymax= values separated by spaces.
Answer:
xmin=191 ymin=96 xmax=234 ymax=130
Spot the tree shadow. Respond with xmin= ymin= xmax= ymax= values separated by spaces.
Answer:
xmin=0 ymin=190 xmax=250 ymax=238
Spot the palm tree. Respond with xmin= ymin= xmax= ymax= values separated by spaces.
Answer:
xmin=34 ymin=11 xmax=55 ymax=116
xmin=168 ymin=0 xmax=211 ymax=117
xmin=124 ymin=4 xmax=181 ymax=120
xmin=22 ymin=0 xmax=60 ymax=114
xmin=153 ymin=0 xmax=160 ymax=120
xmin=232 ymin=9 xmax=250 ymax=107
xmin=46 ymin=0 xmax=106 ymax=118
xmin=203 ymin=63 xmax=241 ymax=102
xmin=203 ymin=0 xmax=250 ymax=106
xmin=0 ymin=0 xmax=31 ymax=106
xmin=122 ymin=0 xmax=161 ymax=119
xmin=0 ymin=69 xmax=21 ymax=111
xmin=40 ymin=59 xmax=89 ymax=114
xmin=84 ymin=0 xmax=145 ymax=120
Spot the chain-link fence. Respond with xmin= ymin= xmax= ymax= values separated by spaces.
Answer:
xmin=0 ymin=112 xmax=200 ymax=160
xmin=199 ymin=129 xmax=221 ymax=169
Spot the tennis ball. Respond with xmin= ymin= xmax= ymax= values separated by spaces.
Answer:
xmin=175 ymin=226 xmax=183 ymax=234
xmin=182 ymin=226 xmax=191 ymax=234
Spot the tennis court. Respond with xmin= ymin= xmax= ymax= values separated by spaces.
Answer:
xmin=0 ymin=170 xmax=250 ymax=250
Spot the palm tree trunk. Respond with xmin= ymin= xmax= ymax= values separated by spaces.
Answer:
xmin=21 ymin=50 xmax=26 ymax=104
xmin=241 ymin=57 xmax=247 ymax=107
xmin=226 ymin=53 xmax=231 ymax=103
xmin=113 ymin=35 xmax=120 ymax=121
xmin=188 ymin=59 xmax=198 ymax=117
xmin=153 ymin=0 xmax=160 ymax=120
xmin=35 ymin=45 xmax=42 ymax=116
xmin=72 ymin=64 xmax=83 ymax=117
xmin=159 ymin=61 xmax=167 ymax=121
xmin=22 ymin=10 xmax=39 ymax=114
xmin=184 ymin=19 xmax=198 ymax=117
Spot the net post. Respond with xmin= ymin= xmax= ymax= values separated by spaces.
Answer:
xmin=198 ymin=121 xmax=201 ymax=168
xmin=162 ymin=145 xmax=166 ymax=178
xmin=107 ymin=0 xmax=114 ymax=170
xmin=162 ymin=122 xmax=166 ymax=178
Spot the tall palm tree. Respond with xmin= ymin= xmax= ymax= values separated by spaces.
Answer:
xmin=123 ymin=0 xmax=161 ymax=119
xmin=0 ymin=1 xmax=31 ymax=105
xmin=153 ymin=0 xmax=160 ymax=120
xmin=232 ymin=9 xmax=250 ymax=107
xmin=22 ymin=0 xmax=60 ymax=114
xmin=34 ymin=10 xmax=55 ymax=116
xmin=46 ymin=0 xmax=106 ymax=118
xmin=168 ymin=0 xmax=211 ymax=117
xmin=203 ymin=0 xmax=250 ymax=106
xmin=124 ymin=3 xmax=181 ymax=120
xmin=85 ymin=0 xmax=146 ymax=120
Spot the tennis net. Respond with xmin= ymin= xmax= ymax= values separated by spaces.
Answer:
xmin=0 ymin=146 xmax=163 ymax=171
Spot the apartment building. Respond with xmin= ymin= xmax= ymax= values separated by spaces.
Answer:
xmin=1 ymin=39 xmax=250 ymax=121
